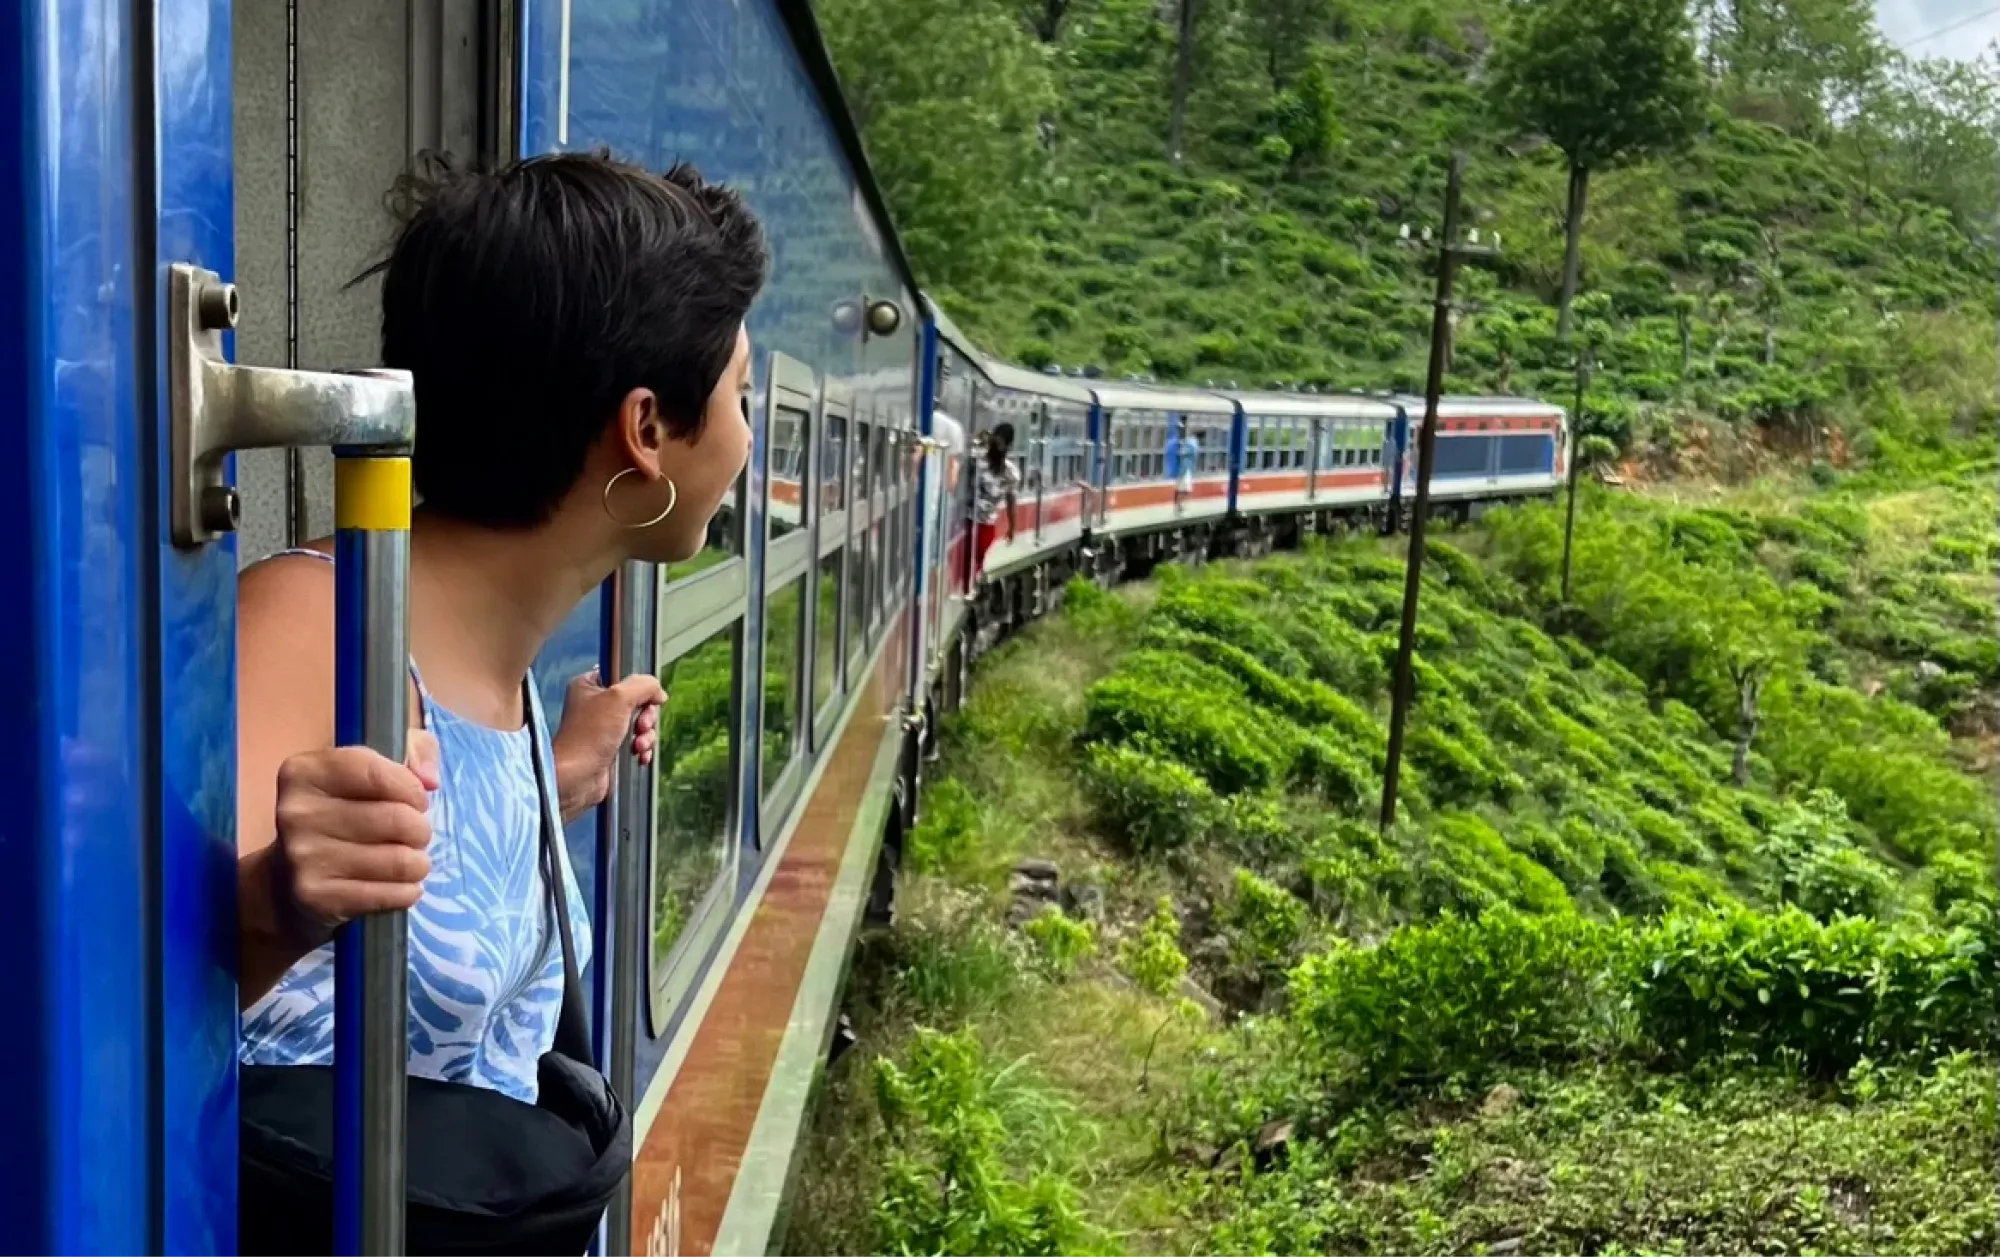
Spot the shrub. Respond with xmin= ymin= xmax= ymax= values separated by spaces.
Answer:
xmin=1080 ymin=742 xmax=1222 ymax=853
xmin=1223 ymin=870 xmax=1310 ymax=974
xmin=1082 ymin=674 xmax=1286 ymax=794
xmin=872 ymin=1028 xmax=1112 ymax=1256
xmin=909 ymin=778 xmax=983 ymax=874
xmin=1288 ymin=909 xmax=1616 ymax=1089
xmin=1628 ymin=908 xmax=1997 ymax=1074
xmin=1119 ymin=898 xmax=1190 ymax=996
xmin=1023 ymin=905 xmax=1098 ymax=979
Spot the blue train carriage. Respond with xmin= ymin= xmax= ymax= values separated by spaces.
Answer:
xmin=963 ymin=357 xmax=1098 ymax=644
xmin=918 ymin=299 xmax=992 ymax=715
xmin=1222 ymin=391 xmax=1407 ymax=553
xmin=1397 ymin=395 xmax=1570 ymax=525
xmin=0 ymin=0 xmax=935 ymax=1252
xmin=1084 ymin=379 xmax=1241 ymax=575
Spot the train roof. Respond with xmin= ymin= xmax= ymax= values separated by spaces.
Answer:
xmin=1393 ymin=394 xmax=1566 ymax=419
xmin=924 ymin=296 xmax=986 ymax=368
xmin=1225 ymin=390 xmax=1402 ymax=420
xmin=1089 ymin=380 xmax=1239 ymax=416
xmin=977 ymin=355 xmax=1097 ymax=404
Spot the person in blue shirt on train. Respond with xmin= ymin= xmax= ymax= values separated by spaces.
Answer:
xmin=230 ymin=150 xmax=768 ymax=1248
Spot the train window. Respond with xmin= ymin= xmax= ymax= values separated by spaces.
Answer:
xmin=649 ymin=623 xmax=740 ymax=1033
xmin=813 ymin=550 xmax=843 ymax=724
xmin=761 ymin=576 xmax=806 ymax=803
xmin=821 ymin=410 xmax=848 ymax=516
xmin=871 ymin=427 xmax=891 ymax=625
xmin=768 ymin=404 xmax=809 ymax=540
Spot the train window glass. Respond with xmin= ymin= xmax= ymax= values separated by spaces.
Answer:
xmin=821 ymin=411 xmax=847 ymax=516
xmin=870 ymin=428 xmax=889 ymax=625
xmin=769 ymin=402 xmax=809 ymax=540
xmin=761 ymin=577 xmax=806 ymax=795
xmin=852 ymin=419 xmax=872 ymax=515
xmin=650 ymin=623 xmax=739 ymax=1025
xmin=814 ymin=550 xmax=842 ymax=718
xmin=847 ymin=528 xmax=869 ymax=673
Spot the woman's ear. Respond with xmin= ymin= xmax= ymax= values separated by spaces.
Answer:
xmin=616 ymin=387 xmax=667 ymax=477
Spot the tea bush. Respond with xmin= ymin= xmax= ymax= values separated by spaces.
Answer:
xmin=1079 ymin=741 xmax=1223 ymax=853
xmin=1118 ymin=898 xmax=1190 ymax=996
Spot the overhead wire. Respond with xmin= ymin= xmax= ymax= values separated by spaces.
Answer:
xmin=1896 ymin=3 xmax=2000 ymax=51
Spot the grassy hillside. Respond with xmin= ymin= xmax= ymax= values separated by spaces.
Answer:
xmin=819 ymin=0 xmax=1997 ymax=474
xmin=786 ymin=461 xmax=1997 ymax=1255
xmin=797 ymin=3 xmax=1997 ymax=1251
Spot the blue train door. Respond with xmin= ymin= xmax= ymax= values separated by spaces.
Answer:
xmin=174 ymin=5 xmax=503 ymax=1250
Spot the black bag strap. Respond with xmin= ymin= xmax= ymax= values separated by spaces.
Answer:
xmin=407 ymin=673 xmax=592 ymax=1066
xmin=522 ymin=678 xmax=594 ymax=1065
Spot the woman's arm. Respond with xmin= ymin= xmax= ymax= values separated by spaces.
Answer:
xmin=237 ymin=556 xmax=432 ymax=1007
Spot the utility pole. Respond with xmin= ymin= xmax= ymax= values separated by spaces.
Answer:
xmin=1378 ymin=152 xmax=1496 ymax=835
xmin=1559 ymin=346 xmax=1592 ymax=605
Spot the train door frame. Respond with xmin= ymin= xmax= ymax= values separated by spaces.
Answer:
xmin=1031 ymin=400 xmax=1050 ymax=541
xmin=1308 ymin=417 xmax=1324 ymax=499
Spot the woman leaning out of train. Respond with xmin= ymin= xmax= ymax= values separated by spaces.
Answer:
xmin=232 ymin=149 xmax=767 ymax=1254
xmin=973 ymin=421 xmax=1020 ymax=577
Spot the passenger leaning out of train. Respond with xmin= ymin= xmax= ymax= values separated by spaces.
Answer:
xmin=973 ymin=421 xmax=1020 ymax=577
xmin=231 ymin=149 xmax=767 ymax=1254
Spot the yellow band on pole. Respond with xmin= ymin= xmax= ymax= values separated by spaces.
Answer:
xmin=334 ymin=456 xmax=413 ymax=531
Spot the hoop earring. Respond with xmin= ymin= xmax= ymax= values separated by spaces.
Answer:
xmin=602 ymin=468 xmax=678 ymax=529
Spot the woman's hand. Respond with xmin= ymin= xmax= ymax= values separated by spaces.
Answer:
xmin=264 ymin=730 xmax=442 ymax=945
xmin=552 ymin=669 xmax=666 ymax=824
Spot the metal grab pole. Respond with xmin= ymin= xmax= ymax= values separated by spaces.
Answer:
xmin=332 ymin=431 xmax=415 ymax=1257
xmin=1379 ymin=153 xmax=1469 ymax=836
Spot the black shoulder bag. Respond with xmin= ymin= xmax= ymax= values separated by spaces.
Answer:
xmin=239 ymin=680 xmax=632 ymax=1255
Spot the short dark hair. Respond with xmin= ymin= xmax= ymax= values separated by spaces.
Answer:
xmin=992 ymin=423 xmax=1016 ymax=446
xmin=375 ymin=150 xmax=768 ymax=527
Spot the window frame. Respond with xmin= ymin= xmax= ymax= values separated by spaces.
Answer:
xmin=646 ymin=615 xmax=745 ymax=1038
xmin=761 ymin=354 xmax=816 ymax=826
xmin=814 ymin=384 xmax=854 ymax=750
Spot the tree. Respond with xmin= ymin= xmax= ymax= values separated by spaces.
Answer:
xmin=1702 ymin=0 xmax=1886 ymax=136
xmin=1669 ymin=291 xmax=1698 ymax=377
xmin=1246 ymin=0 xmax=1333 ymax=89
xmin=1024 ymin=0 xmax=1068 ymax=43
xmin=1168 ymin=0 xmax=1203 ymax=164
xmin=820 ymin=0 xmax=1057 ymax=289
xmin=1877 ymin=54 xmax=2000 ymax=233
xmin=1489 ymin=0 xmax=1705 ymax=341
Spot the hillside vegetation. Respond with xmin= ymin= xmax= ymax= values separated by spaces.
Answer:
xmin=819 ymin=0 xmax=1997 ymax=473
xmin=796 ymin=0 xmax=1996 ymax=1252
xmin=788 ymin=466 xmax=1997 ymax=1255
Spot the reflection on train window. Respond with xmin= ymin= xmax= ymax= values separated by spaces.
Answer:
xmin=870 ymin=430 xmax=890 ymax=622
xmin=815 ymin=551 xmax=842 ymax=717
xmin=846 ymin=540 xmax=868 ymax=672
xmin=851 ymin=420 xmax=872 ymax=517
xmin=769 ymin=406 xmax=808 ymax=539
xmin=661 ymin=479 xmax=741 ymax=585
xmin=820 ymin=412 xmax=847 ymax=516
xmin=652 ymin=625 xmax=738 ymax=981
xmin=762 ymin=578 xmax=804 ymax=792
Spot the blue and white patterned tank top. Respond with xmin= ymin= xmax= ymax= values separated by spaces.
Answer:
xmin=239 ymin=550 xmax=592 ymax=1104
